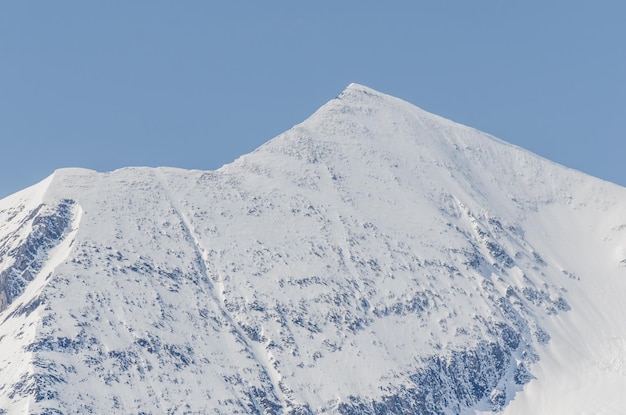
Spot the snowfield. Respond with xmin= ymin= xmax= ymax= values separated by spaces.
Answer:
xmin=0 ymin=84 xmax=625 ymax=414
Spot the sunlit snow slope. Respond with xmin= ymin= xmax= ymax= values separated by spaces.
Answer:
xmin=0 ymin=84 xmax=625 ymax=414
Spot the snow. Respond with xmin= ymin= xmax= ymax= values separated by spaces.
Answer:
xmin=497 ymin=196 xmax=626 ymax=415
xmin=0 ymin=84 xmax=624 ymax=414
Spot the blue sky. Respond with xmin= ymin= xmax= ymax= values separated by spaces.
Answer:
xmin=1 ymin=1 xmax=624 ymax=198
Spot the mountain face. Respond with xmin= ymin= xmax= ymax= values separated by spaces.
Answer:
xmin=1 ymin=84 xmax=625 ymax=415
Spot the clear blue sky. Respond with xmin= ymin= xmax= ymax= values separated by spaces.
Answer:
xmin=1 ymin=1 xmax=624 ymax=198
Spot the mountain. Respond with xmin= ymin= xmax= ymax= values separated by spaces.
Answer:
xmin=0 ymin=84 xmax=625 ymax=415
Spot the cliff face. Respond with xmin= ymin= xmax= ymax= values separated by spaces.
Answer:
xmin=0 ymin=84 xmax=625 ymax=414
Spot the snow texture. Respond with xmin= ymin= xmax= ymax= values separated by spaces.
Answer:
xmin=0 ymin=84 xmax=625 ymax=414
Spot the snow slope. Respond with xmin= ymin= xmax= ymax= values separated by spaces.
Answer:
xmin=0 ymin=84 xmax=624 ymax=414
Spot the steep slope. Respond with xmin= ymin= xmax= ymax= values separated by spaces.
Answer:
xmin=0 ymin=84 xmax=624 ymax=414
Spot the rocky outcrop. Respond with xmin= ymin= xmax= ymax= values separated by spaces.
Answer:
xmin=0 ymin=200 xmax=75 ymax=311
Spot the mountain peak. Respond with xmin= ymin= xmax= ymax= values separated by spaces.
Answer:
xmin=1 ymin=86 xmax=626 ymax=414
xmin=339 ymin=82 xmax=384 ymax=98
xmin=250 ymin=83 xmax=577 ymax=219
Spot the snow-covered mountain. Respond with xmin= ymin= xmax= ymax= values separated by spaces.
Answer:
xmin=1 ymin=84 xmax=625 ymax=414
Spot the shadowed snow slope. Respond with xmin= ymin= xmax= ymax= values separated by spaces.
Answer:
xmin=0 ymin=84 xmax=625 ymax=414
